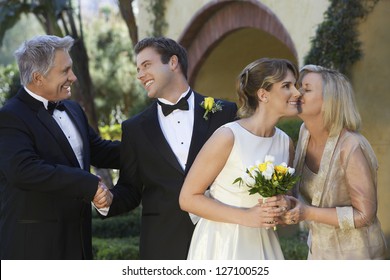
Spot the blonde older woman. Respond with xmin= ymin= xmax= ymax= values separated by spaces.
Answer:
xmin=284 ymin=65 xmax=387 ymax=259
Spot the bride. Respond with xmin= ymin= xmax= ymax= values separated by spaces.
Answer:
xmin=179 ymin=58 xmax=301 ymax=260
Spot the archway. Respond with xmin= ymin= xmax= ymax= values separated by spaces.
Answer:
xmin=178 ymin=0 xmax=298 ymax=99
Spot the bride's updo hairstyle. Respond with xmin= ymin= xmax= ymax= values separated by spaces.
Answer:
xmin=236 ymin=57 xmax=298 ymax=118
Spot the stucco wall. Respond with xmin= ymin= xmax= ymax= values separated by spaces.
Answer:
xmin=193 ymin=27 xmax=297 ymax=100
xmin=247 ymin=0 xmax=328 ymax=65
xmin=352 ymin=0 xmax=390 ymax=257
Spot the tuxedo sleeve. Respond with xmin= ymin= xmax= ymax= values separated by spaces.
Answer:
xmin=106 ymin=120 xmax=142 ymax=217
xmin=0 ymin=110 xmax=98 ymax=202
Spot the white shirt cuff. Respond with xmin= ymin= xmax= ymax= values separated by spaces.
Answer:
xmin=92 ymin=202 xmax=109 ymax=216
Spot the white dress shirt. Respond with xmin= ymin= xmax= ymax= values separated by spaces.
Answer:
xmin=24 ymin=87 xmax=84 ymax=169
xmin=158 ymin=88 xmax=201 ymax=224
xmin=157 ymin=88 xmax=194 ymax=170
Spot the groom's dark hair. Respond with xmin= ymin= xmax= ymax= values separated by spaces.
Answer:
xmin=134 ymin=37 xmax=188 ymax=79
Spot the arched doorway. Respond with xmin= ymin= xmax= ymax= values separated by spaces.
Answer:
xmin=178 ymin=0 xmax=297 ymax=101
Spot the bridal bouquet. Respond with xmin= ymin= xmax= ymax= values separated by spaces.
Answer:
xmin=233 ymin=155 xmax=299 ymax=230
xmin=233 ymin=155 xmax=299 ymax=198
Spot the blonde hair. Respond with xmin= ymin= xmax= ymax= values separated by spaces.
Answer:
xmin=236 ymin=58 xmax=298 ymax=118
xmin=298 ymin=65 xmax=361 ymax=135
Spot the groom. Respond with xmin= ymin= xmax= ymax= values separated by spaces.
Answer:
xmin=100 ymin=37 xmax=237 ymax=259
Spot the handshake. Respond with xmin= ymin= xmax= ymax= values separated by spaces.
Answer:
xmin=93 ymin=179 xmax=113 ymax=209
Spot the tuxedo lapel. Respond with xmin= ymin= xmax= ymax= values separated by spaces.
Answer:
xmin=18 ymin=89 xmax=80 ymax=168
xmin=37 ymin=108 xmax=81 ymax=168
xmin=141 ymin=102 xmax=184 ymax=174
xmin=185 ymin=93 xmax=210 ymax=173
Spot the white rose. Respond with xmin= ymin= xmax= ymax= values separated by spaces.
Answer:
xmin=243 ymin=173 xmax=256 ymax=186
xmin=266 ymin=163 xmax=274 ymax=174
xmin=248 ymin=166 xmax=258 ymax=177
xmin=264 ymin=155 xmax=275 ymax=163
xmin=263 ymin=168 xmax=273 ymax=180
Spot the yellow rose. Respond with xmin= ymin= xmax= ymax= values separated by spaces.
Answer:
xmin=201 ymin=97 xmax=222 ymax=120
xmin=204 ymin=97 xmax=215 ymax=111
xmin=258 ymin=163 xmax=268 ymax=172
xmin=275 ymin=165 xmax=288 ymax=175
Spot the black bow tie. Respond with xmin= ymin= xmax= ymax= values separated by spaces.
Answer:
xmin=47 ymin=101 xmax=66 ymax=115
xmin=157 ymin=91 xmax=191 ymax=116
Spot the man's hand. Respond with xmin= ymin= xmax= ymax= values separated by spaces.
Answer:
xmin=92 ymin=181 xmax=113 ymax=208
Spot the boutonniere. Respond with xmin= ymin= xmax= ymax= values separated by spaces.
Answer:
xmin=200 ymin=97 xmax=223 ymax=120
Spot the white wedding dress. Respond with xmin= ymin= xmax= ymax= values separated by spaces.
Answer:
xmin=187 ymin=122 xmax=289 ymax=260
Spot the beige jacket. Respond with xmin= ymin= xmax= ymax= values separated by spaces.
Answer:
xmin=294 ymin=124 xmax=387 ymax=259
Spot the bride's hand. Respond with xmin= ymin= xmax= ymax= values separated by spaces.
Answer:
xmin=259 ymin=195 xmax=290 ymax=213
xmin=241 ymin=203 xmax=280 ymax=228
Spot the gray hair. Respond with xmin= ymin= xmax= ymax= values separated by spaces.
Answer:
xmin=14 ymin=35 xmax=74 ymax=86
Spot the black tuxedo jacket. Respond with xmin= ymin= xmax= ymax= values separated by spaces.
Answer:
xmin=108 ymin=91 xmax=237 ymax=259
xmin=0 ymin=88 xmax=120 ymax=259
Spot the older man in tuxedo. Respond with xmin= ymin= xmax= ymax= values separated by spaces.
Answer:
xmin=0 ymin=35 xmax=120 ymax=259
xmin=99 ymin=37 xmax=237 ymax=259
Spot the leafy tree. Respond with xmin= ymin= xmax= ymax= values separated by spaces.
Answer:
xmin=0 ymin=13 xmax=44 ymax=65
xmin=84 ymin=8 xmax=148 ymax=126
xmin=0 ymin=63 xmax=19 ymax=107
xmin=304 ymin=0 xmax=379 ymax=74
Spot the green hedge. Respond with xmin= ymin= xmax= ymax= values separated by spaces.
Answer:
xmin=92 ymin=207 xmax=141 ymax=259
xmin=92 ymin=207 xmax=141 ymax=238
xmin=92 ymin=237 xmax=139 ymax=260
xmin=280 ymin=232 xmax=309 ymax=260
